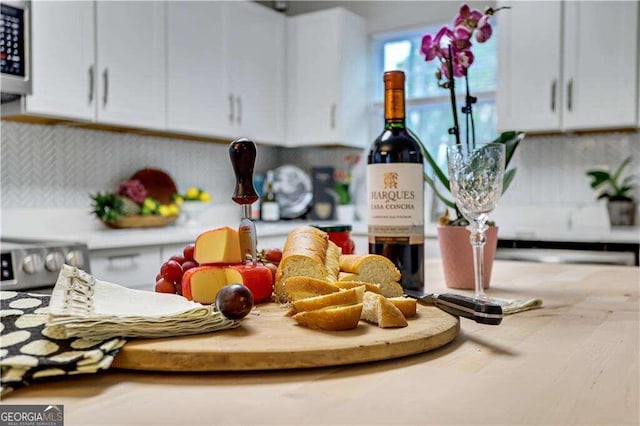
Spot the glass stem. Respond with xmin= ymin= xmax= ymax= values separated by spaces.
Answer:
xmin=467 ymin=223 xmax=487 ymax=299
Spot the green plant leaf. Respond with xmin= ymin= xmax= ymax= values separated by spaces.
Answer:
xmin=424 ymin=172 xmax=456 ymax=209
xmin=413 ymin=129 xmax=451 ymax=192
xmin=491 ymin=131 xmax=525 ymax=169
xmin=502 ymin=168 xmax=517 ymax=194
xmin=612 ymin=156 xmax=632 ymax=183
xmin=586 ymin=171 xmax=611 ymax=189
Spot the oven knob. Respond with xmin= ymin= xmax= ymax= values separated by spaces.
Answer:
xmin=23 ymin=253 xmax=44 ymax=274
xmin=65 ymin=250 xmax=85 ymax=268
xmin=45 ymin=251 xmax=65 ymax=272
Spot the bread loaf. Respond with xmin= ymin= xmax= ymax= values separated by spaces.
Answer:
xmin=274 ymin=226 xmax=341 ymax=302
xmin=338 ymin=254 xmax=403 ymax=297
xmin=292 ymin=304 xmax=363 ymax=331
xmin=361 ymin=292 xmax=408 ymax=328
xmin=334 ymin=280 xmax=381 ymax=294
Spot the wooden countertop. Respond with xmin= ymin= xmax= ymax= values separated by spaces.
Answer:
xmin=4 ymin=260 xmax=639 ymax=425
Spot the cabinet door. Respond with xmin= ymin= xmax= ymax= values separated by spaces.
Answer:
xmin=90 ymin=247 xmax=162 ymax=291
xmin=26 ymin=1 xmax=95 ymax=121
xmin=166 ymin=2 xmax=233 ymax=138
xmin=95 ymin=1 xmax=166 ymax=130
xmin=225 ymin=2 xmax=285 ymax=145
xmin=562 ymin=2 xmax=639 ymax=130
xmin=286 ymin=8 xmax=366 ymax=147
xmin=496 ymin=1 xmax=562 ymax=132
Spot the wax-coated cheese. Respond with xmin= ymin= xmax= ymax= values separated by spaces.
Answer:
xmin=225 ymin=264 xmax=273 ymax=304
xmin=182 ymin=266 xmax=227 ymax=304
xmin=194 ymin=226 xmax=242 ymax=265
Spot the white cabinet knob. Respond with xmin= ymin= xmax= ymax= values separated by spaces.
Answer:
xmin=22 ymin=254 xmax=44 ymax=275
xmin=45 ymin=251 xmax=65 ymax=272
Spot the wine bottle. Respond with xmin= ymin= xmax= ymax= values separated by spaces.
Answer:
xmin=367 ymin=70 xmax=425 ymax=293
xmin=260 ymin=170 xmax=280 ymax=222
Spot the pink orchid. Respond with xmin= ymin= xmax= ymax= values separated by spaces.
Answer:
xmin=454 ymin=4 xmax=483 ymax=29
xmin=475 ymin=15 xmax=493 ymax=42
xmin=421 ymin=26 xmax=452 ymax=61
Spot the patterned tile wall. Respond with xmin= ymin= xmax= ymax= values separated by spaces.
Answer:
xmin=1 ymin=122 xmax=638 ymax=210
xmin=0 ymin=122 xmax=281 ymax=208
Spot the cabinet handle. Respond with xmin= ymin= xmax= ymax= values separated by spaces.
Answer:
xmin=229 ymin=94 xmax=234 ymax=124
xmin=567 ymin=79 xmax=573 ymax=112
xmin=88 ymin=65 xmax=94 ymax=104
xmin=550 ymin=80 xmax=556 ymax=112
xmin=330 ymin=103 xmax=336 ymax=129
xmin=106 ymin=253 xmax=140 ymax=270
xmin=102 ymin=68 xmax=109 ymax=107
xmin=236 ymin=95 xmax=242 ymax=125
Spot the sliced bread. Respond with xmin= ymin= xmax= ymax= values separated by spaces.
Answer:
xmin=333 ymin=280 xmax=381 ymax=294
xmin=292 ymin=304 xmax=363 ymax=331
xmin=282 ymin=276 xmax=340 ymax=302
xmin=288 ymin=286 xmax=365 ymax=315
xmin=361 ymin=292 xmax=408 ymax=328
xmin=388 ymin=297 xmax=417 ymax=318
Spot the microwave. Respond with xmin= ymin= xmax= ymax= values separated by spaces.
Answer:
xmin=1 ymin=0 xmax=31 ymax=103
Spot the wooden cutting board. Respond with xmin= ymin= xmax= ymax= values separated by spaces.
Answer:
xmin=112 ymin=302 xmax=459 ymax=372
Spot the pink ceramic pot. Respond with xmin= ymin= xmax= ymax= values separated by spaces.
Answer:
xmin=437 ymin=225 xmax=499 ymax=290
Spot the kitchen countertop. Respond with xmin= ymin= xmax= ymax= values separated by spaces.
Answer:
xmin=1 ymin=207 xmax=638 ymax=251
xmin=4 ymin=259 xmax=638 ymax=425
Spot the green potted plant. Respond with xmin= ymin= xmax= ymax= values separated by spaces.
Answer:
xmin=333 ymin=154 xmax=360 ymax=222
xmin=419 ymin=3 xmax=524 ymax=289
xmin=586 ymin=156 xmax=637 ymax=226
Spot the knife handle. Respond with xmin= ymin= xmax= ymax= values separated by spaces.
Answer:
xmin=434 ymin=293 xmax=503 ymax=325
xmin=229 ymin=138 xmax=259 ymax=205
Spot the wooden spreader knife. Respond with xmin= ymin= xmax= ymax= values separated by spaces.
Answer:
xmin=229 ymin=138 xmax=259 ymax=264
xmin=404 ymin=290 xmax=503 ymax=325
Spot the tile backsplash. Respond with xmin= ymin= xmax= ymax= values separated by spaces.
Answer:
xmin=1 ymin=121 xmax=639 ymax=215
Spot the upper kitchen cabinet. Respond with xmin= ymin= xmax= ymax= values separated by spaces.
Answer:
xmin=286 ymin=8 xmax=367 ymax=148
xmin=167 ymin=1 xmax=285 ymax=144
xmin=95 ymin=1 xmax=166 ymax=130
xmin=497 ymin=1 xmax=639 ymax=132
xmin=24 ymin=1 xmax=95 ymax=121
xmin=166 ymin=2 xmax=232 ymax=137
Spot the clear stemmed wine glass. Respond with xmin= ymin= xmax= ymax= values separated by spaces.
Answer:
xmin=447 ymin=143 xmax=505 ymax=301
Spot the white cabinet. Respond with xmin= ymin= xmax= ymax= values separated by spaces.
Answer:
xmin=166 ymin=2 xmax=232 ymax=138
xmin=90 ymin=246 xmax=162 ymax=291
xmin=167 ymin=1 xmax=285 ymax=144
xmin=226 ymin=2 xmax=286 ymax=145
xmin=286 ymin=8 xmax=367 ymax=147
xmin=96 ymin=1 xmax=166 ymax=130
xmin=25 ymin=1 xmax=95 ymax=121
xmin=497 ymin=1 xmax=639 ymax=132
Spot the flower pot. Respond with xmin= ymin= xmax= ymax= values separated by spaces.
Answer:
xmin=336 ymin=204 xmax=356 ymax=223
xmin=437 ymin=225 xmax=499 ymax=290
xmin=607 ymin=200 xmax=636 ymax=226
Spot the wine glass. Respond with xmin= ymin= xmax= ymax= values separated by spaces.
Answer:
xmin=447 ymin=143 xmax=505 ymax=301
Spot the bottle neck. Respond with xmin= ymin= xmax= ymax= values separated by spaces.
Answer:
xmin=384 ymin=88 xmax=406 ymax=128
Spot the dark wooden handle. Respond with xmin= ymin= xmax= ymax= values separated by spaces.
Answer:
xmin=229 ymin=138 xmax=259 ymax=205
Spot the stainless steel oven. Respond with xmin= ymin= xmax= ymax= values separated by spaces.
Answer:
xmin=1 ymin=239 xmax=90 ymax=291
xmin=1 ymin=0 xmax=31 ymax=103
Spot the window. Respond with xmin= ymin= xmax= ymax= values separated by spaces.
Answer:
xmin=371 ymin=24 xmax=499 ymax=169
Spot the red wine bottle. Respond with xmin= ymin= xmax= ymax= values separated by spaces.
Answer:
xmin=367 ymin=70 xmax=425 ymax=293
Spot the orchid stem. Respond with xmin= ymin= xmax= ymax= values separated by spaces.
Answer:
xmin=447 ymin=45 xmax=461 ymax=146
xmin=465 ymin=74 xmax=476 ymax=150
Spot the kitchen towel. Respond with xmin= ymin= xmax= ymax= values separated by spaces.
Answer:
xmin=47 ymin=265 xmax=239 ymax=340
xmin=496 ymin=297 xmax=543 ymax=315
xmin=0 ymin=291 xmax=126 ymax=396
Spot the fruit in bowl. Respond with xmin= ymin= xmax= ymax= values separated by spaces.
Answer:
xmin=173 ymin=186 xmax=212 ymax=226
xmin=91 ymin=179 xmax=180 ymax=228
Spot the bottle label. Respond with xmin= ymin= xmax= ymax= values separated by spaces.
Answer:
xmin=367 ymin=163 xmax=424 ymax=244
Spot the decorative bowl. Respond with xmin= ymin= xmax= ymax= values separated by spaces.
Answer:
xmin=103 ymin=215 xmax=178 ymax=229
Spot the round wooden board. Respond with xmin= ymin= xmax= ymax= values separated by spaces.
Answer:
xmin=112 ymin=303 xmax=459 ymax=372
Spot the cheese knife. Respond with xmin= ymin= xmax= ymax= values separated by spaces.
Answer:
xmin=404 ymin=290 xmax=503 ymax=325
xmin=229 ymin=138 xmax=260 ymax=264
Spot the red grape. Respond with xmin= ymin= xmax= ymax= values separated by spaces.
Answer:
xmin=215 ymin=284 xmax=254 ymax=320
xmin=263 ymin=262 xmax=278 ymax=280
xmin=181 ymin=260 xmax=198 ymax=272
xmin=155 ymin=278 xmax=176 ymax=294
xmin=155 ymin=272 xmax=162 ymax=282
xmin=170 ymin=254 xmax=186 ymax=264
xmin=183 ymin=243 xmax=196 ymax=261
xmin=264 ymin=247 xmax=282 ymax=264
xmin=161 ymin=260 xmax=184 ymax=284
xmin=173 ymin=281 xmax=183 ymax=296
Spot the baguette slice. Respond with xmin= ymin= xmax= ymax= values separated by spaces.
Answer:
xmin=282 ymin=276 xmax=340 ymax=302
xmin=334 ymin=280 xmax=381 ymax=294
xmin=338 ymin=273 xmax=403 ymax=298
xmin=361 ymin=292 xmax=408 ymax=328
xmin=288 ymin=286 xmax=365 ymax=315
xmin=292 ymin=304 xmax=363 ymax=331
xmin=339 ymin=254 xmax=401 ymax=282
xmin=388 ymin=297 xmax=417 ymax=318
